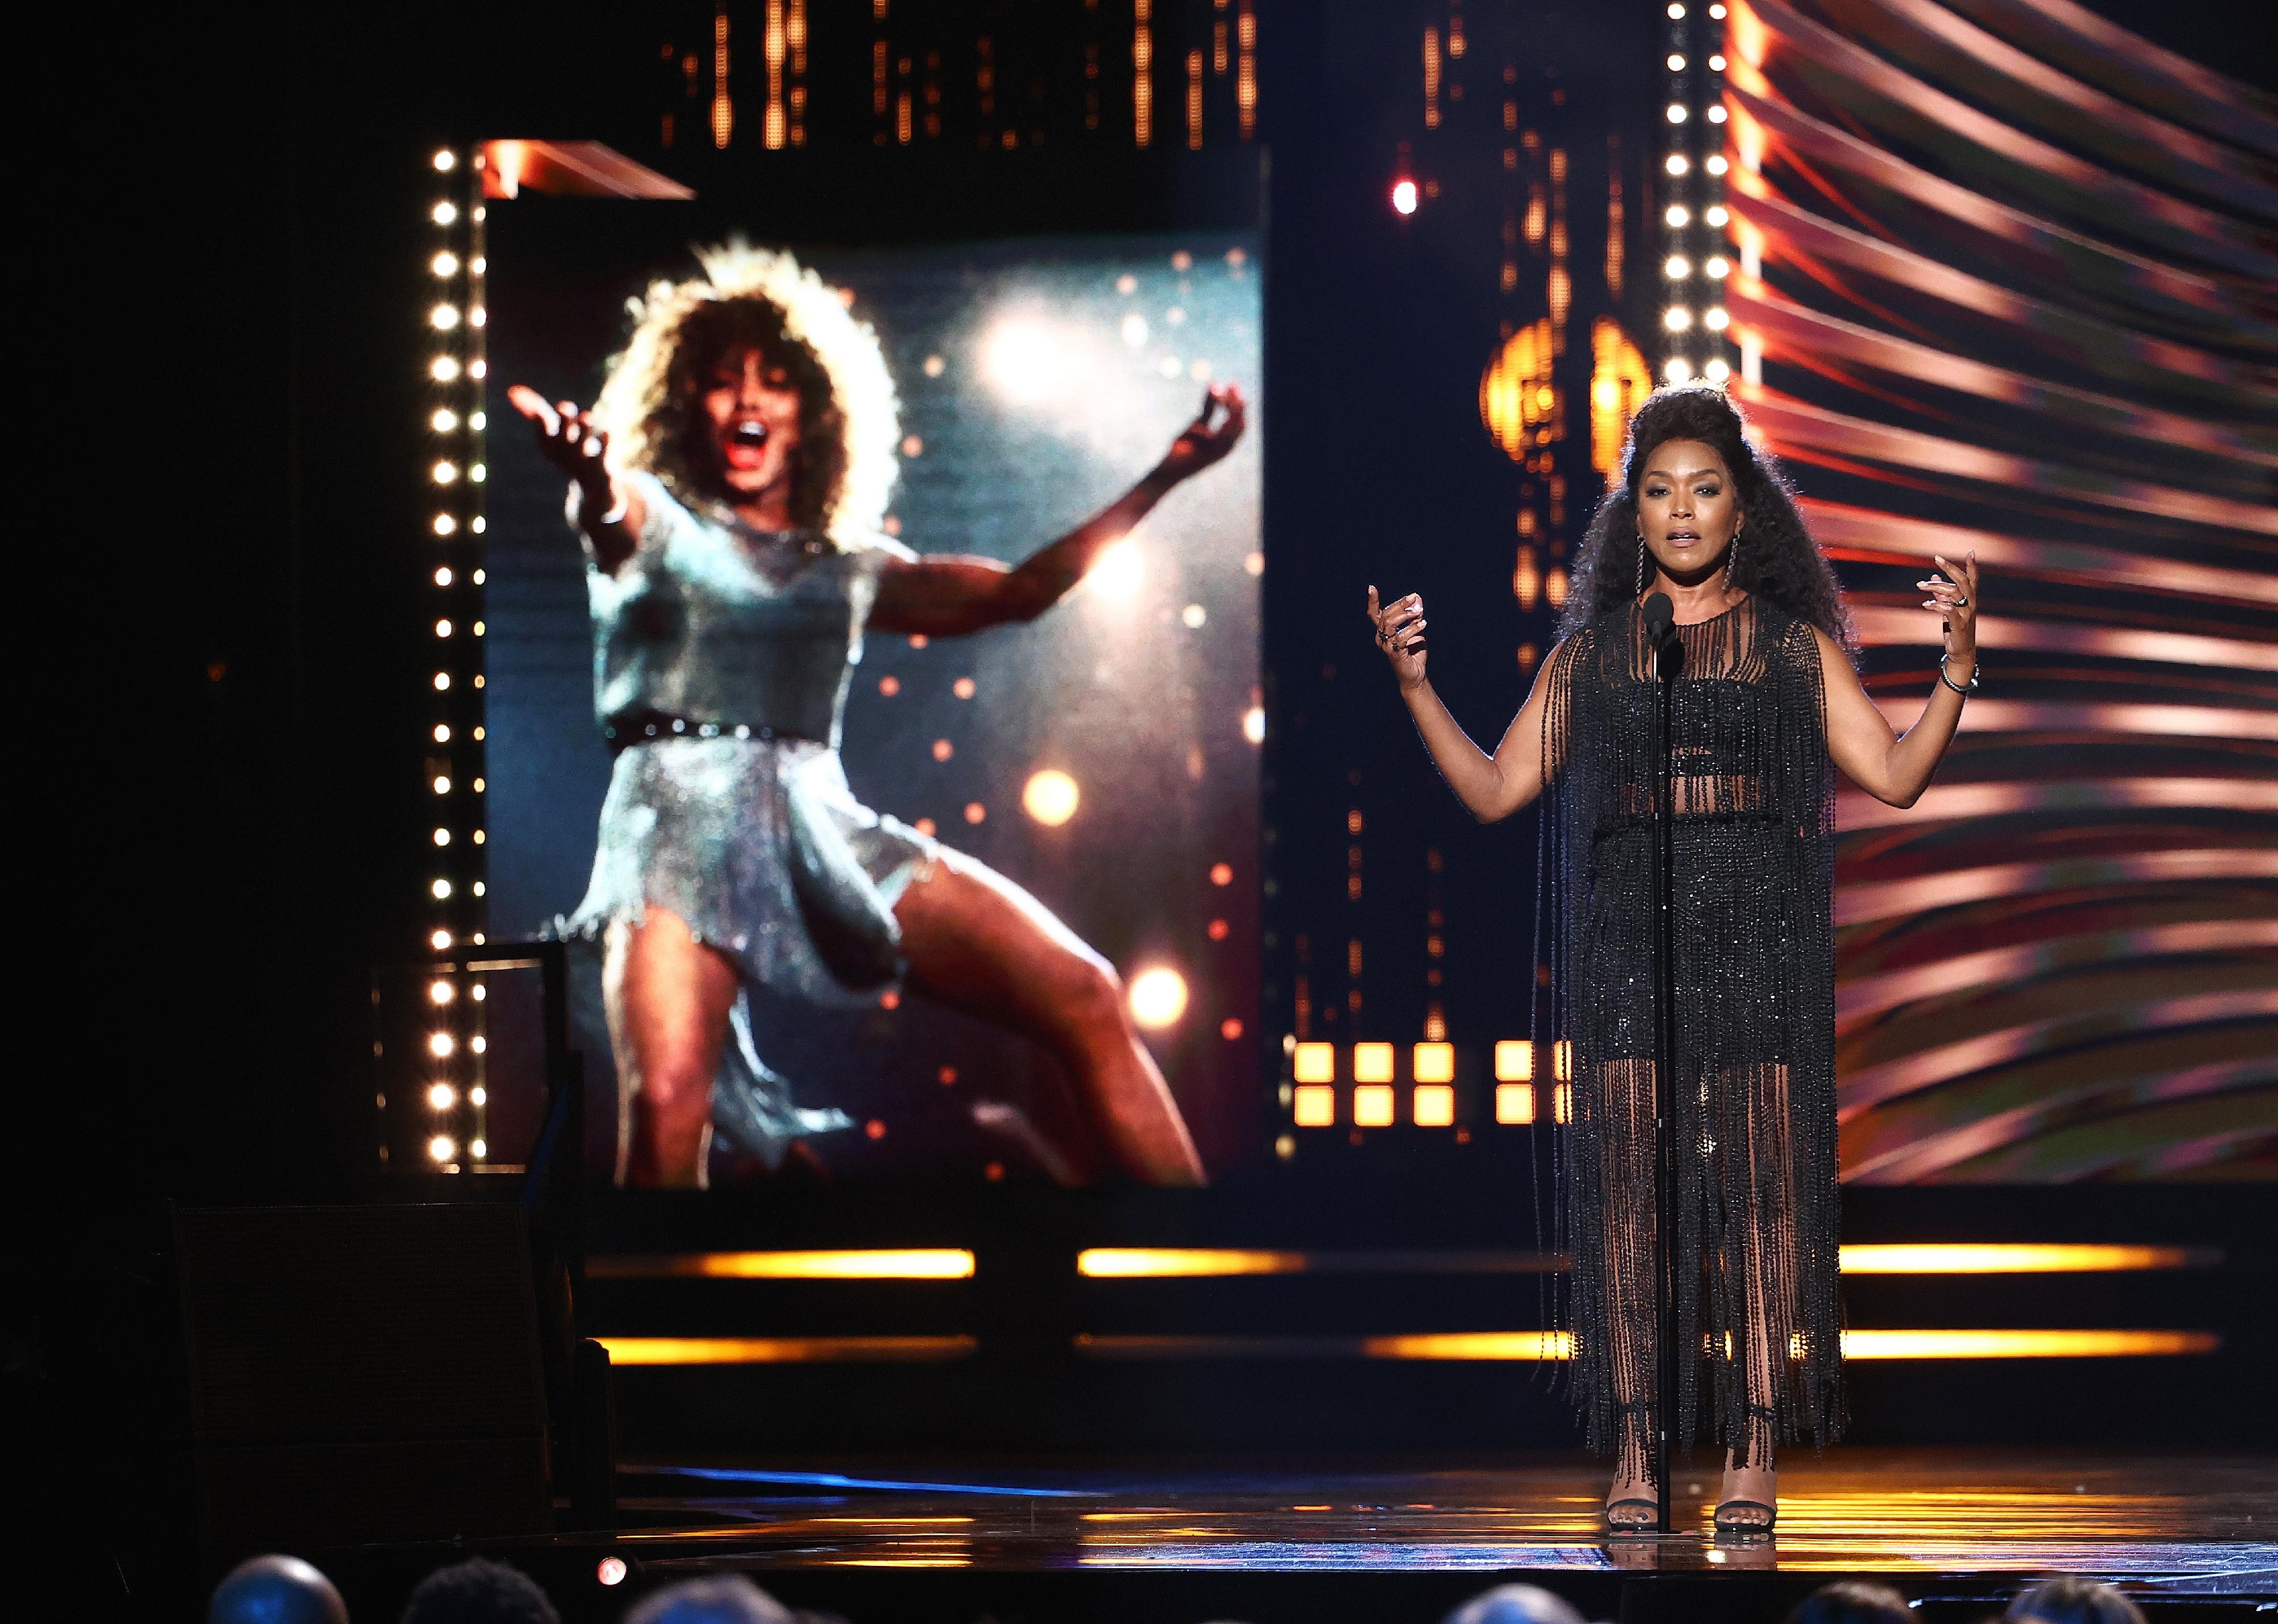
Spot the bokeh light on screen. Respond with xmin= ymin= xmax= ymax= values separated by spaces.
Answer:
xmin=1128 ymin=966 xmax=1189 ymax=1029
xmin=597 ymin=1558 xmax=626 ymax=1588
xmin=983 ymin=318 xmax=1079 ymax=405
xmin=1022 ymin=769 xmax=1081 ymax=826
xmin=1086 ymin=540 xmax=1144 ymax=600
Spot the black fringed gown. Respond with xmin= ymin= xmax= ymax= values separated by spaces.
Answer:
xmin=1539 ymin=594 xmax=1844 ymax=1460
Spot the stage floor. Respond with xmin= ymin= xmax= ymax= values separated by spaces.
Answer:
xmin=609 ymin=1450 xmax=2277 ymax=1589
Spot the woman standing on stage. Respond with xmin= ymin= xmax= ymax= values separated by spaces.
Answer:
xmin=1367 ymin=386 xmax=1979 ymax=1533
xmin=510 ymin=243 xmax=1243 ymax=1190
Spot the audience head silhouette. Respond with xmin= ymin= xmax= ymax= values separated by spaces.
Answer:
xmin=1787 ymin=1580 xmax=1913 ymax=1624
xmin=2007 ymin=1576 xmax=2147 ymax=1624
xmin=400 ymin=1558 xmax=560 ymax=1624
xmin=624 ymin=1576 xmax=798 ymax=1624
xmin=1441 ymin=1582 xmax=1590 ymax=1624
xmin=209 ymin=1554 xmax=351 ymax=1624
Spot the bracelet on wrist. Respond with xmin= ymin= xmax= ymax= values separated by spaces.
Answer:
xmin=1938 ymin=653 xmax=1979 ymax=696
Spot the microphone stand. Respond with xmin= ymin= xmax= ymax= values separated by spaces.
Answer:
xmin=1645 ymin=598 xmax=1683 ymax=1535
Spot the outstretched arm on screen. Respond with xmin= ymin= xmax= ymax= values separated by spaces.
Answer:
xmin=507 ymin=384 xmax=646 ymax=574
xmin=869 ymin=383 xmax=1246 ymax=636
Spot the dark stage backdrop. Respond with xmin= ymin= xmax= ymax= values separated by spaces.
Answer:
xmin=483 ymin=202 xmax=1263 ymax=1181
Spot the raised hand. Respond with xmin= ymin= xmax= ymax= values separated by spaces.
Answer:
xmin=1918 ymin=550 xmax=1980 ymax=668
xmin=507 ymin=383 xmax=612 ymax=499
xmin=1155 ymin=383 xmax=1248 ymax=484
xmin=1367 ymin=585 xmax=1429 ymax=689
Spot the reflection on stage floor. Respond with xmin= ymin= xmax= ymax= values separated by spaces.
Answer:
xmin=608 ymin=1450 xmax=2276 ymax=1590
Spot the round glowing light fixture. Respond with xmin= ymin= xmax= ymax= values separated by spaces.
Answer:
xmin=1665 ymin=154 xmax=1689 ymax=175
xmin=1709 ymin=54 xmax=1727 ymax=71
xmin=429 ymin=1033 xmax=456 ymax=1058
xmin=1706 ymin=204 xmax=1730 ymax=226
xmin=429 ymin=1135 xmax=455 ymax=1161
xmin=432 ymin=202 xmax=458 ymax=226
xmin=1665 ymin=255 xmax=1690 ymax=279
xmin=1705 ymin=306 xmax=1730 ymax=331
xmin=1667 ymin=54 xmax=1686 ymax=70
xmin=431 ymin=356 xmax=461 ymax=382
xmin=1668 ymin=2 xmax=1686 ymax=14
xmin=434 ymin=514 xmax=458 ymax=536
xmin=1707 ymin=105 xmax=1728 ymax=124
xmin=430 ymin=980 xmax=455 ymax=1003
xmin=1021 ymin=769 xmax=1081 ymax=826
xmin=1666 ymin=103 xmax=1688 ymax=123
xmin=431 ymin=304 xmax=461 ymax=330
xmin=1704 ymin=358 xmax=1732 ymax=382
xmin=431 ymin=929 xmax=453 ymax=949
xmin=1391 ymin=178 xmax=1419 ymax=215
xmin=431 ymin=409 xmax=459 ymax=432
xmin=433 ymin=149 xmax=457 ymax=171
xmin=598 ymin=1559 xmax=627 ymax=1588
xmin=1706 ymin=255 xmax=1731 ymax=278
xmin=1242 ymin=705 xmax=1266 ymax=744
xmin=1666 ymin=204 xmax=1691 ymax=227
xmin=428 ymin=1083 xmax=457 ymax=1109
xmin=1665 ymin=307 xmax=1693 ymax=331
xmin=1706 ymin=154 xmax=1729 ymax=176
xmin=431 ymin=252 xmax=460 ymax=277
xmin=1128 ymin=966 xmax=1190 ymax=1029
xmin=431 ymin=879 xmax=453 ymax=899
xmin=1664 ymin=357 xmax=1694 ymax=383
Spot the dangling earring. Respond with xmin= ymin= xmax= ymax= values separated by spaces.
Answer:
xmin=1636 ymin=532 xmax=1648 ymax=596
xmin=1725 ymin=520 xmax=1742 ymax=591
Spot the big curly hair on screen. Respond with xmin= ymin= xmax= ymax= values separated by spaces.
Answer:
xmin=593 ymin=241 xmax=901 ymax=545
xmin=1559 ymin=385 xmax=1852 ymax=648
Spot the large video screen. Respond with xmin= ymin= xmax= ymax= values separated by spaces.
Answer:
xmin=484 ymin=202 xmax=1262 ymax=1186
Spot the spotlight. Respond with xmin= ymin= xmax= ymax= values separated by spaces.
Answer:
xmin=1086 ymin=540 xmax=1144 ymax=600
xmin=431 ymin=356 xmax=461 ymax=382
xmin=431 ymin=304 xmax=461 ymax=330
xmin=429 ymin=1083 xmax=457 ymax=1109
xmin=429 ymin=1135 xmax=455 ymax=1162
xmin=981 ymin=317 xmax=1080 ymax=405
xmin=1665 ymin=154 xmax=1689 ymax=175
xmin=1709 ymin=53 xmax=1727 ymax=71
xmin=597 ymin=1558 xmax=627 ymax=1588
xmin=1667 ymin=54 xmax=1686 ymax=70
xmin=431 ymin=929 xmax=453 ymax=949
xmin=432 ymin=879 xmax=453 ymax=899
xmin=1243 ymin=705 xmax=1266 ymax=744
xmin=433 ymin=673 xmax=451 ymax=690
xmin=1664 ymin=357 xmax=1694 ymax=383
xmin=1706 ymin=204 xmax=1729 ymax=226
xmin=1666 ymin=204 xmax=1691 ymax=226
xmin=1706 ymin=153 xmax=1729 ymax=175
xmin=430 ymin=1033 xmax=455 ymax=1057
xmin=1021 ymin=769 xmax=1081 ymax=826
xmin=1128 ymin=966 xmax=1189 ymax=1029
xmin=1665 ymin=255 xmax=1691 ymax=278
xmin=431 ymin=252 xmax=459 ymax=277
xmin=470 ymin=1139 xmax=487 ymax=1159
xmin=1708 ymin=105 xmax=1728 ymax=124
xmin=470 ymin=1087 xmax=487 ymax=1105
xmin=1665 ymin=307 xmax=1693 ymax=330
xmin=434 ymin=568 xmax=453 ymax=586
xmin=1391 ymin=178 xmax=1419 ymax=215
xmin=1709 ymin=3 xmax=1726 ymax=15
xmin=432 ymin=202 xmax=458 ymax=225
xmin=1668 ymin=2 xmax=1686 ymax=14
xmin=1121 ymin=313 xmax=1149 ymax=348
xmin=433 ymin=828 xmax=451 ymax=845
xmin=433 ymin=149 xmax=457 ymax=171
xmin=1705 ymin=306 xmax=1730 ymax=330
xmin=431 ymin=409 xmax=459 ymax=432
xmin=1706 ymin=255 xmax=1730 ymax=277
xmin=1666 ymin=104 xmax=1688 ymax=123
xmin=430 ymin=980 xmax=455 ymax=1003
xmin=1704 ymin=358 xmax=1731 ymax=382
xmin=434 ymin=776 xmax=452 ymax=794
xmin=434 ymin=514 xmax=458 ymax=535
xmin=470 ymin=411 xmax=486 ymax=430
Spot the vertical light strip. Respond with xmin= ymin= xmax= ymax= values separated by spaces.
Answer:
xmin=1134 ymin=0 xmax=1154 ymax=148
xmin=1188 ymin=48 xmax=1204 ymax=149
xmin=712 ymin=4 xmax=733 ymax=149
xmin=1661 ymin=2 xmax=1696 ymax=383
xmin=764 ymin=0 xmax=787 ymax=150
xmin=1701 ymin=1 xmax=1731 ymax=383
xmin=788 ymin=0 xmax=808 ymax=146
xmin=1236 ymin=0 xmax=1257 ymax=138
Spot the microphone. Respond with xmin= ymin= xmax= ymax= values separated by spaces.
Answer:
xmin=1641 ymin=591 xmax=1681 ymax=678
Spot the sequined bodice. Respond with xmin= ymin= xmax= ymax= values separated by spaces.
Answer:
xmin=589 ymin=473 xmax=902 ymax=748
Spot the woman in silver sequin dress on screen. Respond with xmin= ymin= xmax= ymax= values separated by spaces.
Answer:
xmin=507 ymin=244 xmax=1244 ymax=1189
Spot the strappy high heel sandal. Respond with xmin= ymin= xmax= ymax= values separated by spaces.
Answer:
xmin=1604 ymin=1398 xmax=1661 ymax=1532
xmin=1713 ymin=1403 xmax=1778 ymax=1535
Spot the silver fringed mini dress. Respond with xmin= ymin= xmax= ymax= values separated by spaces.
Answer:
xmin=561 ymin=472 xmax=942 ymax=1158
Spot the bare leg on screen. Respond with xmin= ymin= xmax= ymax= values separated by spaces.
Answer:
xmin=602 ymin=909 xmax=743 ymax=1189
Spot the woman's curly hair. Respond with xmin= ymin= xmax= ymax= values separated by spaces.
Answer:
xmin=1560 ymin=385 xmax=1852 ymax=649
xmin=592 ymin=241 xmax=900 ymax=546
